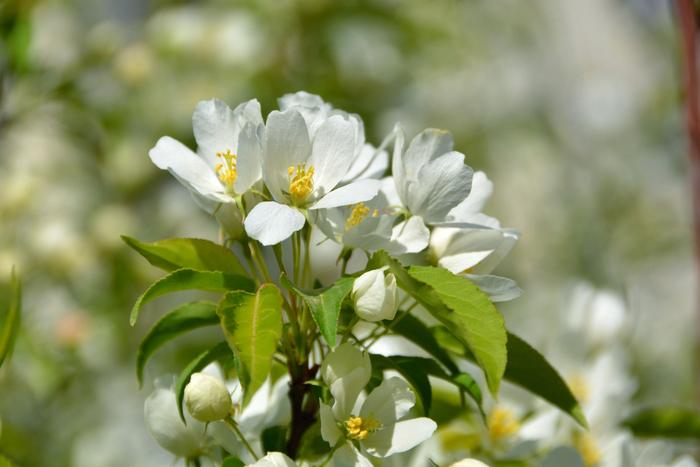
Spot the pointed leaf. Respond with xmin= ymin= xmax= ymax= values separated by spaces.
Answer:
xmin=136 ymin=301 xmax=219 ymax=386
xmin=122 ymin=236 xmax=247 ymax=275
xmin=370 ymin=354 xmax=434 ymax=415
xmin=280 ymin=274 xmax=354 ymax=347
xmin=390 ymin=313 xmax=459 ymax=375
xmin=130 ymin=268 xmax=255 ymax=325
xmin=175 ymin=341 xmax=233 ymax=422
xmin=0 ymin=267 xmax=21 ymax=367
xmin=407 ymin=265 xmax=506 ymax=395
xmin=218 ymin=284 xmax=283 ymax=406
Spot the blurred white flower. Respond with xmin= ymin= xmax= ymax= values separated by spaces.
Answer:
xmin=247 ymin=452 xmax=296 ymax=467
xmin=352 ymin=268 xmax=399 ymax=322
xmin=450 ymin=459 xmax=490 ymax=467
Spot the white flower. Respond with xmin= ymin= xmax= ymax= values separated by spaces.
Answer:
xmin=243 ymin=103 xmax=381 ymax=245
xmin=184 ymin=372 xmax=233 ymax=422
xmin=450 ymin=459 xmax=490 ymax=467
xmin=144 ymin=382 xmax=207 ymax=458
xmin=319 ymin=345 xmax=436 ymax=465
xmin=246 ymin=452 xmax=296 ymax=467
xmin=149 ymin=98 xmax=264 ymax=204
xmin=390 ymin=126 xmax=474 ymax=231
xmin=352 ymin=268 xmax=398 ymax=322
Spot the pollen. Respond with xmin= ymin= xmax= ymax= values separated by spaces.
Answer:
xmin=345 ymin=203 xmax=371 ymax=230
xmin=215 ymin=149 xmax=238 ymax=189
xmin=574 ymin=432 xmax=601 ymax=466
xmin=488 ymin=407 xmax=520 ymax=441
xmin=288 ymin=164 xmax=315 ymax=204
xmin=345 ymin=416 xmax=381 ymax=441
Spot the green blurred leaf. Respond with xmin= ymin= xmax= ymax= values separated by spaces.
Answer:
xmin=407 ymin=265 xmax=507 ymax=395
xmin=0 ymin=268 xmax=21 ymax=367
xmin=175 ymin=341 xmax=232 ymax=422
xmin=136 ymin=301 xmax=219 ymax=386
xmin=281 ymin=274 xmax=354 ymax=347
xmin=452 ymin=373 xmax=484 ymax=416
xmin=218 ymin=284 xmax=283 ymax=406
xmin=261 ymin=426 xmax=287 ymax=453
xmin=623 ymin=406 xmax=700 ymax=439
xmin=122 ymin=236 xmax=247 ymax=276
xmin=130 ymin=268 xmax=255 ymax=325
xmin=222 ymin=457 xmax=245 ymax=467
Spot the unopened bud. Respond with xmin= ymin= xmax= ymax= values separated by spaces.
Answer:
xmin=352 ymin=269 xmax=398 ymax=322
xmin=184 ymin=372 xmax=233 ymax=422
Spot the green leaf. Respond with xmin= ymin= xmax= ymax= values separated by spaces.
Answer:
xmin=370 ymin=354 xmax=441 ymax=415
xmin=261 ymin=426 xmax=287 ymax=453
xmin=407 ymin=265 xmax=507 ymax=394
xmin=452 ymin=372 xmax=484 ymax=415
xmin=122 ymin=236 xmax=247 ymax=275
xmin=280 ymin=274 xmax=354 ymax=347
xmin=390 ymin=313 xmax=459 ymax=375
xmin=623 ymin=406 xmax=700 ymax=439
xmin=136 ymin=301 xmax=219 ymax=386
xmin=222 ymin=457 xmax=245 ymax=467
xmin=175 ymin=341 xmax=232 ymax=422
xmin=130 ymin=268 xmax=255 ymax=325
xmin=218 ymin=284 xmax=283 ymax=406
xmin=0 ymin=268 xmax=21 ymax=367
xmin=435 ymin=325 xmax=586 ymax=428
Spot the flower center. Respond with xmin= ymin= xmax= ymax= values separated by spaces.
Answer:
xmin=215 ymin=150 xmax=238 ymax=190
xmin=345 ymin=416 xmax=380 ymax=440
xmin=287 ymin=164 xmax=315 ymax=204
xmin=568 ymin=375 xmax=590 ymax=404
xmin=345 ymin=203 xmax=379 ymax=230
xmin=574 ymin=432 xmax=601 ymax=466
xmin=488 ymin=407 xmax=520 ymax=441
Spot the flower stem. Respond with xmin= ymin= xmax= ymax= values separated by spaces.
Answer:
xmin=224 ymin=416 xmax=260 ymax=461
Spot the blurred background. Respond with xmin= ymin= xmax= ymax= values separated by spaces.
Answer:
xmin=0 ymin=0 xmax=694 ymax=465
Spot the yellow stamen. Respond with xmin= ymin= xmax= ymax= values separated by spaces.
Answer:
xmin=345 ymin=416 xmax=381 ymax=441
xmin=288 ymin=164 xmax=315 ymax=204
xmin=568 ymin=375 xmax=590 ymax=404
xmin=488 ymin=407 xmax=520 ymax=441
xmin=345 ymin=203 xmax=371 ymax=230
xmin=574 ymin=432 xmax=601 ymax=466
xmin=215 ymin=150 xmax=238 ymax=189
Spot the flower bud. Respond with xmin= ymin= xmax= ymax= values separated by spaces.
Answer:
xmin=352 ymin=269 xmax=398 ymax=322
xmin=184 ymin=372 xmax=233 ymax=422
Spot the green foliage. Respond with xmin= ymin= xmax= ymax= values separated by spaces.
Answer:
xmin=218 ymin=284 xmax=283 ymax=406
xmin=452 ymin=373 xmax=484 ymax=416
xmin=281 ymin=274 xmax=354 ymax=347
xmin=623 ymin=406 xmax=700 ymax=439
xmin=390 ymin=313 xmax=459 ymax=375
xmin=130 ymin=268 xmax=255 ymax=325
xmin=262 ymin=426 xmax=288 ymax=453
xmin=0 ymin=268 xmax=21 ymax=367
xmin=370 ymin=354 xmax=435 ymax=415
xmin=175 ymin=341 xmax=233 ymax=422
xmin=222 ymin=457 xmax=245 ymax=467
xmin=136 ymin=301 xmax=219 ymax=386
xmin=122 ymin=236 xmax=248 ymax=276
xmin=407 ymin=265 xmax=507 ymax=395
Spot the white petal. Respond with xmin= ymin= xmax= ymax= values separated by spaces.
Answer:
xmin=362 ymin=418 xmax=437 ymax=457
xmin=310 ymin=179 xmax=381 ymax=210
xmin=144 ymin=387 xmax=206 ymax=458
xmin=248 ymin=452 xmax=297 ymax=467
xmin=390 ymin=216 xmax=429 ymax=254
xmin=466 ymin=274 xmax=522 ymax=302
xmin=308 ymin=114 xmax=360 ymax=195
xmin=192 ymin=98 xmax=238 ymax=168
xmin=332 ymin=443 xmax=374 ymax=467
xmin=263 ymin=109 xmax=312 ymax=201
xmin=149 ymin=136 xmax=229 ymax=202
xmin=320 ymin=403 xmax=342 ymax=446
xmin=342 ymin=144 xmax=388 ymax=183
xmin=470 ymin=229 xmax=519 ymax=274
xmin=352 ymin=269 xmax=389 ymax=322
xmin=391 ymin=125 xmax=407 ymax=204
xmin=406 ymin=151 xmax=473 ymax=223
xmin=234 ymin=121 xmax=263 ymax=194
xmin=360 ymin=377 xmax=415 ymax=426
xmin=404 ymin=128 xmax=454 ymax=169
xmin=321 ymin=342 xmax=372 ymax=386
xmin=244 ymin=201 xmax=306 ymax=245
xmin=447 ymin=171 xmax=494 ymax=221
